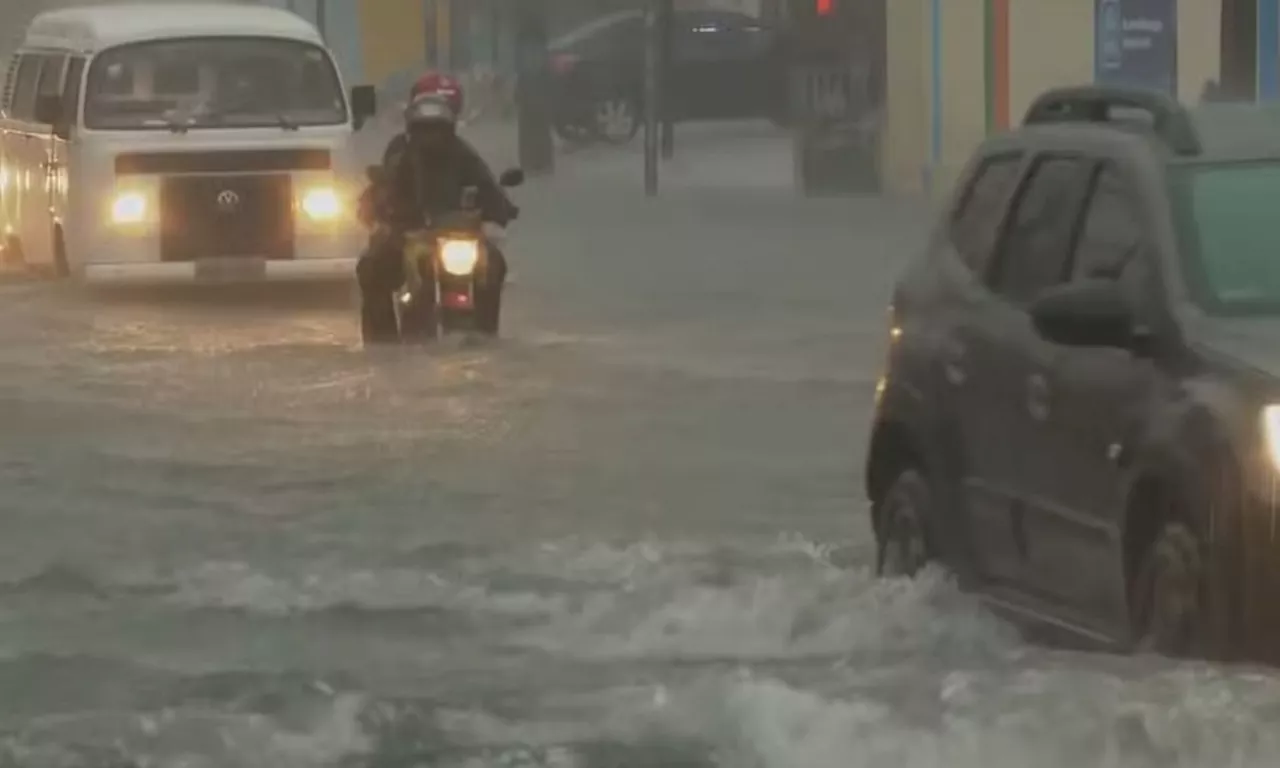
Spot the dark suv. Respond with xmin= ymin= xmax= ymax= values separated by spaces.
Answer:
xmin=865 ymin=86 xmax=1280 ymax=664
xmin=547 ymin=9 xmax=784 ymax=144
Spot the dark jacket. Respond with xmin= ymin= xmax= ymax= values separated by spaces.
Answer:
xmin=366 ymin=132 xmax=517 ymax=230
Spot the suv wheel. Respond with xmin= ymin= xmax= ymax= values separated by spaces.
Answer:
xmin=593 ymin=97 xmax=639 ymax=144
xmin=1131 ymin=521 xmax=1203 ymax=656
xmin=874 ymin=469 xmax=933 ymax=577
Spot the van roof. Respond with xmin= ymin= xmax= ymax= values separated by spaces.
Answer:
xmin=23 ymin=3 xmax=323 ymax=53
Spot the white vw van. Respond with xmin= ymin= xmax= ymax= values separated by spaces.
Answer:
xmin=0 ymin=3 xmax=378 ymax=284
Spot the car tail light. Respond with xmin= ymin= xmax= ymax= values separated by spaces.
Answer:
xmin=551 ymin=53 xmax=579 ymax=75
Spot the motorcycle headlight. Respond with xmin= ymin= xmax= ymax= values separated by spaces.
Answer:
xmin=439 ymin=238 xmax=480 ymax=276
xmin=110 ymin=191 xmax=147 ymax=224
xmin=300 ymin=186 xmax=341 ymax=220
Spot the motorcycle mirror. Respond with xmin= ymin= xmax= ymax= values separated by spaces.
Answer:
xmin=498 ymin=168 xmax=525 ymax=187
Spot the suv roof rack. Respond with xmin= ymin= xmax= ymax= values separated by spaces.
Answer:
xmin=1021 ymin=85 xmax=1202 ymax=156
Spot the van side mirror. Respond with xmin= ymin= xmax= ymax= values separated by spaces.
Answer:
xmin=1030 ymin=279 xmax=1136 ymax=349
xmin=350 ymin=85 xmax=376 ymax=130
xmin=35 ymin=94 xmax=69 ymax=137
xmin=498 ymin=168 xmax=524 ymax=187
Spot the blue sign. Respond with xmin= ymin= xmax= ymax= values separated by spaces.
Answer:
xmin=1095 ymin=0 xmax=1178 ymax=94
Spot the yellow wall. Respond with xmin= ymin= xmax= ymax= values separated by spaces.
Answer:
xmin=934 ymin=0 xmax=986 ymax=200
xmin=882 ymin=0 xmax=928 ymax=196
xmin=1177 ymin=0 xmax=1221 ymax=103
xmin=1007 ymin=0 xmax=1094 ymax=125
xmin=882 ymin=0 xmax=986 ymax=199
xmin=358 ymin=0 xmax=427 ymax=87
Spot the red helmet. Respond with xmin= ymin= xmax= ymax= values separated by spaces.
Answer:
xmin=410 ymin=71 xmax=464 ymax=119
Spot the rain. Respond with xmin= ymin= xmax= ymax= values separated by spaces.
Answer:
xmin=1 ymin=1 xmax=1279 ymax=767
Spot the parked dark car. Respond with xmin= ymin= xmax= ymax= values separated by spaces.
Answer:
xmin=865 ymin=85 xmax=1280 ymax=665
xmin=547 ymin=9 xmax=786 ymax=144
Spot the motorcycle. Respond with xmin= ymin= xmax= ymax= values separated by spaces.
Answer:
xmin=363 ymin=164 xmax=523 ymax=342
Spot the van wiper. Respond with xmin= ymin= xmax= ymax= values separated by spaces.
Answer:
xmin=164 ymin=116 xmax=193 ymax=134
xmin=161 ymin=104 xmax=298 ymax=131
xmin=161 ymin=98 xmax=209 ymax=133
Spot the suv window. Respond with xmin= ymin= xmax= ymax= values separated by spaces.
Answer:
xmin=950 ymin=154 xmax=1023 ymax=273
xmin=1070 ymin=165 xmax=1145 ymax=282
xmin=991 ymin=155 xmax=1089 ymax=303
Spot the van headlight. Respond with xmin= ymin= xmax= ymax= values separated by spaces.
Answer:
xmin=300 ymin=186 xmax=341 ymax=220
xmin=110 ymin=191 xmax=147 ymax=224
xmin=439 ymin=238 xmax=480 ymax=276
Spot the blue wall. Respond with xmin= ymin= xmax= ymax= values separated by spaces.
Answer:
xmin=1260 ymin=0 xmax=1279 ymax=99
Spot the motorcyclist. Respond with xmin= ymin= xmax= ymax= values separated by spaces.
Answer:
xmin=356 ymin=72 xmax=518 ymax=344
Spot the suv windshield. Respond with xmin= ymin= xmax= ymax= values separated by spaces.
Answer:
xmin=84 ymin=36 xmax=346 ymax=130
xmin=1173 ymin=160 xmax=1280 ymax=315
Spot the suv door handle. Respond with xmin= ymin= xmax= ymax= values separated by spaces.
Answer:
xmin=1027 ymin=373 xmax=1050 ymax=421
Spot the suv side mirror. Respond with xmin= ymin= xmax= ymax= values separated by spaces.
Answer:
xmin=350 ymin=85 xmax=377 ymax=130
xmin=1030 ymin=279 xmax=1136 ymax=349
xmin=35 ymin=94 xmax=68 ymax=137
xmin=498 ymin=168 xmax=524 ymax=187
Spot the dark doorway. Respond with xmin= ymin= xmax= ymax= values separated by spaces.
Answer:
xmin=1220 ymin=0 xmax=1257 ymax=99
xmin=782 ymin=0 xmax=886 ymax=193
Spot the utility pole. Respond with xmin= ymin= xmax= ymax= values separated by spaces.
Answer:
xmin=643 ymin=0 xmax=660 ymax=195
xmin=515 ymin=0 xmax=554 ymax=175
xmin=659 ymin=0 xmax=674 ymax=159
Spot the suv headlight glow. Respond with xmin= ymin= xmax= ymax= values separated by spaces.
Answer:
xmin=439 ymin=238 xmax=479 ymax=276
xmin=1263 ymin=406 xmax=1280 ymax=470
xmin=300 ymin=186 xmax=341 ymax=220
xmin=1262 ymin=405 xmax=1280 ymax=471
xmin=110 ymin=191 xmax=147 ymax=224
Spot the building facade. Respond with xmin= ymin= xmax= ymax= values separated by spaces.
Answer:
xmin=883 ymin=0 xmax=1229 ymax=198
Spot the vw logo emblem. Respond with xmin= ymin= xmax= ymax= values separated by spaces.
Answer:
xmin=216 ymin=189 xmax=240 ymax=212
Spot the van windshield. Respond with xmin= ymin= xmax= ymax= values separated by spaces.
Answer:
xmin=83 ymin=37 xmax=346 ymax=130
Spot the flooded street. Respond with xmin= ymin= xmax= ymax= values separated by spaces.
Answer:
xmin=2 ymin=125 xmax=1279 ymax=767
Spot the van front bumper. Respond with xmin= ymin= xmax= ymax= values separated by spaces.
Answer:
xmin=82 ymin=257 xmax=356 ymax=285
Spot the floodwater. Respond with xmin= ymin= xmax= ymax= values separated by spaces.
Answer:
xmin=2 ymin=124 xmax=1279 ymax=767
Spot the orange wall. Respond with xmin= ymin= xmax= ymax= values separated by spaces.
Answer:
xmin=358 ymin=0 xmax=427 ymax=88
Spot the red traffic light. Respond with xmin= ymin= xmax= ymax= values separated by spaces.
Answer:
xmin=816 ymin=0 xmax=832 ymax=15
